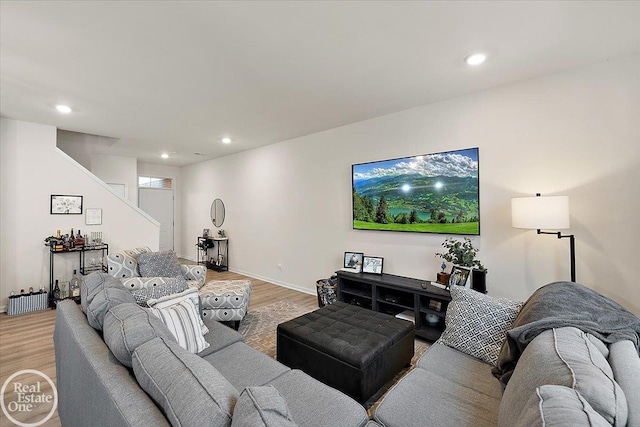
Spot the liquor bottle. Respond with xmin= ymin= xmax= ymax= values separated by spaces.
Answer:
xmin=53 ymin=280 xmax=61 ymax=301
xmin=70 ymin=270 xmax=81 ymax=298
xmin=74 ymin=229 xmax=84 ymax=247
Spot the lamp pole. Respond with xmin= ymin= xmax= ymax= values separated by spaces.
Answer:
xmin=537 ymin=230 xmax=576 ymax=282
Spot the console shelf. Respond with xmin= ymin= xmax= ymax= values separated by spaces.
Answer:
xmin=336 ymin=271 xmax=451 ymax=341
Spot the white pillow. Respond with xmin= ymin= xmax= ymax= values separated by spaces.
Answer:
xmin=147 ymin=298 xmax=210 ymax=353
xmin=437 ymin=286 xmax=523 ymax=366
xmin=148 ymin=287 xmax=209 ymax=335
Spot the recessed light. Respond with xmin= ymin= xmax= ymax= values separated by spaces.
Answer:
xmin=222 ymin=137 xmax=231 ymax=144
xmin=465 ymin=53 xmax=486 ymax=66
xmin=161 ymin=153 xmax=169 ymax=159
xmin=56 ymin=104 xmax=72 ymax=114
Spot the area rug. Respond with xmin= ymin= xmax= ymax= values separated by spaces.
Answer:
xmin=238 ymin=300 xmax=314 ymax=358
xmin=239 ymin=301 xmax=431 ymax=411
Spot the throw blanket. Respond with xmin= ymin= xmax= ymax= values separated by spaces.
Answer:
xmin=492 ymin=281 xmax=640 ymax=386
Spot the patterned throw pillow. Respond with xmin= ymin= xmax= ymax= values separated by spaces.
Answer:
xmin=148 ymin=287 xmax=209 ymax=336
xmin=147 ymin=298 xmax=210 ymax=354
xmin=137 ymin=250 xmax=185 ymax=278
xmin=437 ymin=286 xmax=523 ymax=366
xmin=130 ymin=277 xmax=189 ymax=306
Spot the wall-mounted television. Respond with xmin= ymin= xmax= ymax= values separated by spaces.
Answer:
xmin=352 ymin=147 xmax=480 ymax=235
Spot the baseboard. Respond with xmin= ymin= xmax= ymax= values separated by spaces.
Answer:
xmin=229 ymin=269 xmax=316 ymax=297
xmin=0 ymin=305 xmax=6 ymax=313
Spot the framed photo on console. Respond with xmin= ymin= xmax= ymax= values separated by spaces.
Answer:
xmin=449 ymin=265 xmax=471 ymax=288
xmin=362 ymin=256 xmax=384 ymax=275
xmin=344 ymin=252 xmax=363 ymax=271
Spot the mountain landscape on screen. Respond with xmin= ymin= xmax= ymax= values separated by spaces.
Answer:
xmin=352 ymin=148 xmax=480 ymax=235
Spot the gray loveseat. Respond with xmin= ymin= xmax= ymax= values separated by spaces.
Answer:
xmin=54 ymin=273 xmax=640 ymax=426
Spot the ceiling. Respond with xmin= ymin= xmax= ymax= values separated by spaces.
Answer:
xmin=2 ymin=1 xmax=640 ymax=166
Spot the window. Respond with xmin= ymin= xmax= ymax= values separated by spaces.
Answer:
xmin=138 ymin=176 xmax=173 ymax=189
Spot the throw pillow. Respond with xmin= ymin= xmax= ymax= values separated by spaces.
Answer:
xmin=231 ymin=386 xmax=298 ymax=427
xmin=129 ymin=276 xmax=189 ymax=306
xmin=513 ymin=385 xmax=611 ymax=427
xmin=147 ymin=298 xmax=210 ymax=353
xmin=132 ymin=337 xmax=238 ymax=427
xmin=148 ymin=287 xmax=209 ymax=335
xmin=102 ymin=303 xmax=177 ymax=367
xmin=86 ymin=286 xmax=136 ymax=331
xmin=137 ymin=250 xmax=184 ymax=279
xmin=437 ymin=286 xmax=523 ymax=366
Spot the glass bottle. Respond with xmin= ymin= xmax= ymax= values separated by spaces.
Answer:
xmin=70 ymin=270 xmax=81 ymax=298
xmin=53 ymin=280 xmax=61 ymax=301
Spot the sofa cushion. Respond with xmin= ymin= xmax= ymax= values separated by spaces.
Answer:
xmin=268 ymin=370 xmax=369 ymax=427
xmin=608 ymin=340 xmax=640 ymax=427
xmin=498 ymin=327 xmax=628 ymax=427
xmin=86 ymin=286 xmax=136 ymax=330
xmin=103 ymin=303 xmax=177 ymax=367
xmin=203 ymin=342 xmax=290 ymax=392
xmin=137 ymin=250 xmax=185 ymax=279
xmin=129 ymin=277 xmax=189 ymax=306
xmin=375 ymin=343 xmax=501 ymax=427
xmin=198 ymin=318 xmax=245 ymax=358
xmin=132 ymin=337 xmax=238 ymax=427
xmin=437 ymin=286 xmax=522 ymax=366
xmin=514 ymin=385 xmax=610 ymax=427
xmin=81 ymin=272 xmax=125 ymax=313
xmin=231 ymin=385 xmax=298 ymax=427
xmin=147 ymin=298 xmax=210 ymax=353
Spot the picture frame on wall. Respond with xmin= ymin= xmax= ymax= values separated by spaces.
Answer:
xmin=343 ymin=252 xmax=363 ymax=272
xmin=85 ymin=208 xmax=102 ymax=225
xmin=448 ymin=265 xmax=471 ymax=288
xmin=362 ymin=256 xmax=384 ymax=275
xmin=50 ymin=195 xmax=83 ymax=215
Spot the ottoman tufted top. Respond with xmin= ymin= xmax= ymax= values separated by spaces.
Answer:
xmin=277 ymin=301 xmax=414 ymax=369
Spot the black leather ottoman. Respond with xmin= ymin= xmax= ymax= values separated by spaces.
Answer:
xmin=276 ymin=301 xmax=415 ymax=402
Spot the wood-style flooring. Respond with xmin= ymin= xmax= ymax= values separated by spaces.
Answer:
xmin=0 ymin=269 xmax=316 ymax=427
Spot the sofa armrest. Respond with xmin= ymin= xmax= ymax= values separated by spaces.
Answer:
xmin=181 ymin=264 xmax=206 ymax=288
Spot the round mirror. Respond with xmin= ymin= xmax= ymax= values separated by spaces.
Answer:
xmin=210 ymin=198 xmax=225 ymax=228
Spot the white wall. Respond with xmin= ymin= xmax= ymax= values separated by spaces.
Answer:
xmin=90 ymin=153 xmax=138 ymax=205
xmin=138 ymin=162 xmax=182 ymax=256
xmin=0 ymin=118 xmax=160 ymax=311
xmin=180 ymin=54 xmax=640 ymax=316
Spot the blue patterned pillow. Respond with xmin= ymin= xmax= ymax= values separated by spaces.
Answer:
xmin=130 ymin=277 xmax=189 ymax=306
xmin=137 ymin=251 xmax=185 ymax=279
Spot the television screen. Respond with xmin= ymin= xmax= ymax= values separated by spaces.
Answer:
xmin=352 ymin=147 xmax=480 ymax=235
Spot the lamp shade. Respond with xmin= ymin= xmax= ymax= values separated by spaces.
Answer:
xmin=511 ymin=195 xmax=570 ymax=230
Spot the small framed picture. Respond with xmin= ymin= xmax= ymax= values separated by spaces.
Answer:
xmin=85 ymin=208 xmax=102 ymax=225
xmin=203 ymin=229 xmax=210 ymax=238
xmin=50 ymin=195 xmax=83 ymax=215
xmin=362 ymin=256 xmax=384 ymax=275
xmin=449 ymin=265 xmax=471 ymax=288
xmin=344 ymin=252 xmax=364 ymax=270
xmin=428 ymin=300 xmax=442 ymax=312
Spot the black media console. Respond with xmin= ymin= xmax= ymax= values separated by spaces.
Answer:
xmin=336 ymin=270 xmax=452 ymax=341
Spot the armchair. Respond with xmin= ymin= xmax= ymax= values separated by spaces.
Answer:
xmin=106 ymin=247 xmax=206 ymax=290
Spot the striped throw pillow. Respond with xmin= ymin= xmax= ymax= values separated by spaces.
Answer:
xmin=147 ymin=298 xmax=209 ymax=353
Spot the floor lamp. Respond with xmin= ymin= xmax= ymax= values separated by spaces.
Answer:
xmin=511 ymin=193 xmax=576 ymax=282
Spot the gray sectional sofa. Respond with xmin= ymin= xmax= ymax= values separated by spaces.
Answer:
xmin=54 ymin=273 xmax=640 ymax=426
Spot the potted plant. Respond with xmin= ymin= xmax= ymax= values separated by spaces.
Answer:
xmin=435 ymin=237 xmax=487 ymax=292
